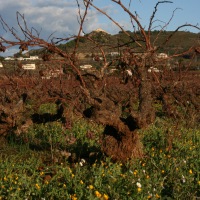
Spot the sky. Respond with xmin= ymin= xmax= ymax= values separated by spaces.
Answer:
xmin=0 ymin=0 xmax=199 ymax=56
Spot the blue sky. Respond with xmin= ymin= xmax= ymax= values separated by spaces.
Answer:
xmin=0 ymin=0 xmax=199 ymax=56
xmin=94 ymin=0 xmax=200 ymax=33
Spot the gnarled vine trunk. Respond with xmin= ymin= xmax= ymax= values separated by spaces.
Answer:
xmin=136 ymin=57 xmax=155 ymax=128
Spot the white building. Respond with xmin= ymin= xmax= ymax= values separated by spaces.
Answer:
xmin=157 ymin=53 xmax=168 ymax=59
xmin=5 ymin=57 xmax=15 ymax=61
xmin=29 ymin=56 xmax=40 ymax=60
xmin=17 ymin=57 xmax=24 ymax=61
xmin=110 ymin=52 xmax=120 ymax=56
xmin=80 ymin=64 xmax=93 ymax=70
xmin=148 ymin=67 xmax=161 ymax=73
xmin=17 ymin=56 xmax=40 ymax=61
xmin=22 ymin=63 xmax=36 ymax=70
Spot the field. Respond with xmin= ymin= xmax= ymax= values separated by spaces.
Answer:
xmin=0 ymin=118 xmax=199 ymax=199
xmin=0 ymin=0 xmax=200 ymax=198
xmin=0 ymin=68 xmax=200 ymax=199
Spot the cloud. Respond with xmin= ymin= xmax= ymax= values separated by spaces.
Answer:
xmin=1 ymin=0 xmax=171 ymax=57
xmin=0 ymin=1 xmax=99 ymax=37
xmin=0 ymin=0 xmax=106 ymax=56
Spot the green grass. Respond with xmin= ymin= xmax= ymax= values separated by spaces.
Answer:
xmin=0 ymin=118 xmax=199 ymax=199
xmin=38 ymin=103 xmax=58 ymax=115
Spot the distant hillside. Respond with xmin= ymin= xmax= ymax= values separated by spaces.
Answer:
xmin=29 ymin=30 xmax=200 ymax=56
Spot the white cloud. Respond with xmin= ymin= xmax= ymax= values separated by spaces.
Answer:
xmin=0 ymin=0 xmax=106 ymax=56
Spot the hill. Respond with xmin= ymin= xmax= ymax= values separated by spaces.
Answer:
xmin=28 ymin=30 xmax=200 ymax=57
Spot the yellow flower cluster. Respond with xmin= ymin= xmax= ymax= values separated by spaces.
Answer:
xmin=35 ymin=183 xmax=40 ymax=190
xmin=103 ymin=194 xmax=109 ymax=200
xmin=155 ymin=193 xmax=160 ymax=199
xmin=133 ymin=170 xmax=138 ymax=175
xmin=95 ymin=191 xmax=102 ymax=198
xmin=40 ymin=171 xmax=44 ymax=176
xmin=70 ymin=194 xmax=77 ymax=200
xmin=88 ymin=185 xmax=94 ymax=190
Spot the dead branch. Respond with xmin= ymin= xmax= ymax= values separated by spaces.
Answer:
xmin=162 ymin=24 xmax=200 ymax=47
xmin=84 ymin=0 xmax=144 ymax=49
xmin=148 ymin=1 xmax=173 ymax=37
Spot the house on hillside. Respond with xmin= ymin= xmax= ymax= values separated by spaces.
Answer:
xmin=22 ymin=63 xmax=36 ymax=70
xmin=148 ymin=67 xmax=161 ymax=73
xmin=16 ymin=55 xmax=40 ymax=61
xmin=157 ymin=53 xmax=168 ymax=59
xmin=5 ymin=57 xmax=15 ymax=61
xmin=29 ymin=56 xmax=40 ymax=60
xmin=17 ymin=57 xmax=24 ymax=61
xmin=80 ymin=64 xmax=93 ymax=70
xmin=109 ymin=52 xmax=120 ymax=57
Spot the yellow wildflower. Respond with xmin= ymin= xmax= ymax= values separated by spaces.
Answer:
xmin=161 ymin=170 xmax=165 ymax=174
xmin=133 ymin=170 xmax=138 ymax=175
xmin=155 ymin=194 xmax=160 ymax=199
xmin=35 ymin=184 xmax=40 ymax=190
xmin=120 ymin=174 xmax=126 ymax=178
xmin=68 ymin=167 xmax=72 ymax=173
xmin=80 ymin=180 xmax=84 ymax=184
xmin=71 ymin=194 xmax=77 ymax=200
xmin=189 ymin=169 xmax=193 ymax=174
xmin=40 ymin=171 xmax=44 ymax=176
xmin=88 ymin=185 xmax=94 ymax=190
xmin=95 ymin=191 xmax=102 ymax=198
xmin=103 ymin=194 xmax=109 ymax=200
xmin=137 ymin=188 xmax=142 ymax=192
xmin=45 ymin=181 xmax=49 ymax=185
